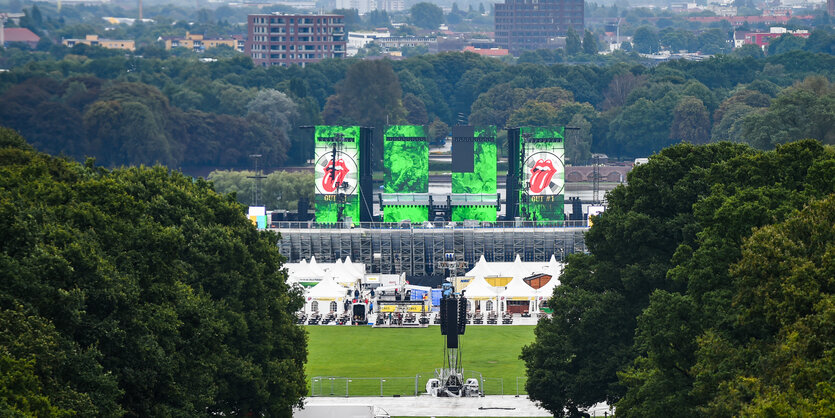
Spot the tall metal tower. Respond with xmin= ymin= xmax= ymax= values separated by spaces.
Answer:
xmin=247 ymin=154 xmax=266 ymax=206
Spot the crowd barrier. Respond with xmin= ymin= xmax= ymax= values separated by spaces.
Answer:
xmin=309 ymin=374 xmax=530 ymax=397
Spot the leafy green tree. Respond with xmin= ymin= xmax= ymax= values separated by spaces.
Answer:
xmin=428 ymin=118 xmax=449 ymax=143
xmin=410 ymin=2 xmax=444 ymax=30
xmin=583 ymin=30 xmax=599 ymax=55
xmin=739 ymin=76 xmax=835 ymax=149
xmin=670 ymin=96 xmax=710 ymax=144
xmin=632 ymin=26 xmax=660 ymax=54
xmin=523 ymin=142 xmax=753 ymax=417
xmin=506 ymin=101 xmax=558 ymax=127
xmin=617 ymin=140 xmax=835 ymax=417
xmin=0 ymin=129 xmax=308 ymax=416
xmin=403 ymin=93 xmax=429 ymax=124
xmin=566 ymin=113 xmax=593 ymax=164
xmin=566 ymin=28 xmax=582 ymax=55
xmin=732 ymin=43 xmax=764 ymax=59
xmin=767 ymin=33 xmax=806 ymax=56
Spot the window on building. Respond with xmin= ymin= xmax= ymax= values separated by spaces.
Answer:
xmin=311 ymin=301 xmax=319 ymax=311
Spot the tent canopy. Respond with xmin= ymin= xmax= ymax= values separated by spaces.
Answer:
xmin=307 ymin=278 xmax=348 ymax=299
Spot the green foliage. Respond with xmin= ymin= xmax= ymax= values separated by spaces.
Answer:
xmin=633 ymin=26 xmax=660 ymax=54
xmin=0 ymin=131 xmax=307 ymax=416
xmin=208 ymin=169 xmax=314 ymax=211
xmin=566 ymin=28 xmax=582 ymax=56
xmin=525 ymin=137 xmax=835 ymax=416
xmin=409 ymin=2 xmax=444 ymax=30
xmin=523 ymin=141 xmax=754 ymax=416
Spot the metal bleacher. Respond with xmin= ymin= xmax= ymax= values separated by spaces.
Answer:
xmin=274 ymin=221 xmax=588 ymax=274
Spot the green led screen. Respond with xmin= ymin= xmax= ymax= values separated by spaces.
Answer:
xmin=314 ymin=126 xmax=360 ymax=225
xmin=451 ymin=126 xmax=497 ymax=222
xmin=519 ymin=126 xmax=565 ymax=222
xmin=383 ymin=125 xmax=429 ymax=223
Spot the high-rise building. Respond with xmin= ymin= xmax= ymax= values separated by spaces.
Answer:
xmin=246 ymin=13 xmax=346 ymax=67
xmin=494 ymin=0 xmax=584 ymax=55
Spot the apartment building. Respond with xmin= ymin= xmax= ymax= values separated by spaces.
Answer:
xmin=162 ymin=32 xmax=244 ymax=52
xmin=245 ymin=13 xmax=346 ymax=67
xmin=494 ymin=0 xmax=584 ymax=55
xmin=62 ymin=34 xmax=135 ymax=51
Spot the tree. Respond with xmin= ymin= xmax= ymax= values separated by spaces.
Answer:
xmin=583 ymin=30 xmax=599 ymax=55
xmin=523 ymin=142 xmax=753 ymax=417
xmin=566 ymin=28 xmax=582 ymax=55
xmin=632 ymin=26 xmax=660 ymax=54
xmin=410 ymin=2 xmax=444 ymax=30
xmin=601 ymin=72 xmax=646 ymax=110
xmin=616 ymin=140 xmax=835 ymax=417
xmin=670 ymin=96 xmax=710 ymax=144
xmin=246 ymin=89 xmax=299 ymax=137
xmin=566 ymin=113 xmax=592 ymax=164
xmin=767 ymin=33 xmax=806 ymax=56
xmin=0 ymin=131 xmax=308 ymax=416
xmin=428 ymin=118 xmax=449 ymax=143
xmin=506 ymin=101 xmax=558 ymax=127
xmin=732 ymin=43 xmax=764 ymax=59
xmin=403 ymin=93 xmax=429 ymax=124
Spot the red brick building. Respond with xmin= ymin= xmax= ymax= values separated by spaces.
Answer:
xmin=494 ymin=0 xmax=584 ymax=55
xmin=245 ymin=13 xmax=346 ymax=67
xmin=3 ymin=28 xmax=40 ymax=48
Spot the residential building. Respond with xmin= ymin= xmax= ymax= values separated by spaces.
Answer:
xmin=62 ymin=34 xmax=135 ymax=50
xmin=738 ymin=27 xmax=811 ymax=51
xmin=246 ymin=13 xmax=346 ymax=67
xmin=162 ymin=32 xmax=244 ymax=52
xmin=347 ymin=30 xmax=390 ymax=56
xmin=494 ymin=0 xmax=584 ymax=55
xmin=463 ymin=45 xmax=509 ymax=57
xmin=2 ymin=27 xmax=40 ymax=48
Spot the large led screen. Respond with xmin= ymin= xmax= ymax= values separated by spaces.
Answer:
xmin=314 ymin=125 xmax=360 ymax=224
xmin=451 ymin=126 xmax=497 ymax=222
xmin=519 ymin=126 xmax=565 ymax=221
xmin=383 ymin=125 xmax=429 ymax=223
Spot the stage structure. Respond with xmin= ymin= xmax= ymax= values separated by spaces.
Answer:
xmin=451 ymin=126 xmax=498 ymax=222
xmin=426 ymin=284 xmax=480 ymax=397
xmin=506 ymin=127 xmax=565 ymax=221
xmin=382 ymin=125 xmax=430 ymax=223
xmin=313 ymin=126 xmax=373 ymax=225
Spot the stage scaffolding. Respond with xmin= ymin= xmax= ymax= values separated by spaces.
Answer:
xmin=274 ymin=221 xmax=589 ymax=275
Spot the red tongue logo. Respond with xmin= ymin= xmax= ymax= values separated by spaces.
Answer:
xmin=322 ymin=159 xmax=349 ymax=193
xmin=529 ymin=159 xmax=556 ymax=194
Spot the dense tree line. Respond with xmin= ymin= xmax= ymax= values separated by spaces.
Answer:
xmin=1 ymin=47 xmax=834 ymax=169
xmin=522 ymin=139 xmax=835 ymax=416
xmin=0 ymin=128 xmax=307 ymax=416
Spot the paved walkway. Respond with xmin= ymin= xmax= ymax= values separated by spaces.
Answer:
xmin=298 ymin=395 xmax=612 ymax=417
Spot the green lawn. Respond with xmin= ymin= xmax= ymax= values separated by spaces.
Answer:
xmin=305 ymin=326 xmax=536 ymax=396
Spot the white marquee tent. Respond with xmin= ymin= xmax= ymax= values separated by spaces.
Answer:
xmin=304 ymin=278 xmax=348 ymax=315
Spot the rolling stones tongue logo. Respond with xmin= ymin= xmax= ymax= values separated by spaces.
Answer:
xmin=322 ymin=159 xmax=349 ymax=193
xmin=529 ymin=159 xmax=557 ymax=194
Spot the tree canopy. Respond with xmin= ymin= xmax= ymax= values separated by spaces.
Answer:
xmin=0 ymin=128 xmax=307 ymax=416
xmin=523 ymin=139 xmax=835 ymax=417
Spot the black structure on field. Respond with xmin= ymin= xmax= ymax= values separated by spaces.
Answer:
xmin=436 ymin=290 xmax=471 ymax=396
xmin=358 ymin=127 xmax=374 ymax=223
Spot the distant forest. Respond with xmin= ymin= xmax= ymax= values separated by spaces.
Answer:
xmin=1 ymin=46 xmax=834 ymax=172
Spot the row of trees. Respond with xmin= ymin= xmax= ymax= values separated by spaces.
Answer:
xmin=522 ymin=139 xmax=835 ymax=416
xmin=0 ymin=128 xmax=307 ymax=416
xmin=1 ymin=47 xmax=834 ymax=169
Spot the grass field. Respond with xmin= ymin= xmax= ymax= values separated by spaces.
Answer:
xmin=305 ymin=326 xmax=536 ymax=396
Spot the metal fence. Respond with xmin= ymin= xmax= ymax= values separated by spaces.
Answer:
xmin=309 ymin=374 xmax=530 ymax=397
xmin=272 ymin=220 xmax=589 ymax=230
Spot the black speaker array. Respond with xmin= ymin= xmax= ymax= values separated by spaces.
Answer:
xmin=457 ymin=297 xmax=467 ymax=335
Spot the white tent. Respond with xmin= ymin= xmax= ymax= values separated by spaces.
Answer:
xmin=461 ymin=277 xmax=500 ymax=312
xmin=344 ymin=256 xmax=366 ymax=277
xmin=305 ymin=278 xmax=347 ymax=314
xmin=501 ymin=277 xmax=537 ymax=313
xmin=329 ymin=264 xmax=362 ymax=287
